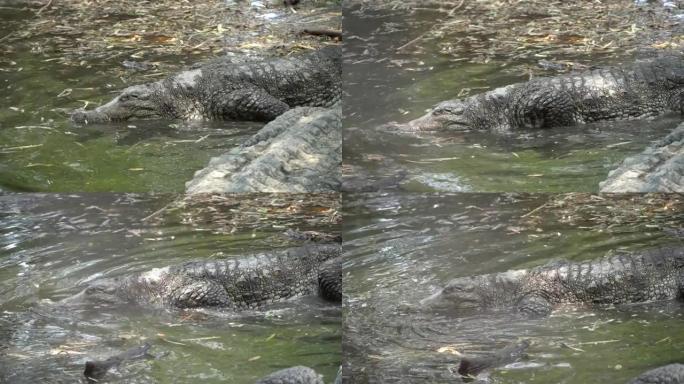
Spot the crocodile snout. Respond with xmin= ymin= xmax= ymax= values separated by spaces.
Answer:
xmin=380 ymin=113 xmax=453 ymax=132
xmin=70 ymin=109 xmax=110 ymax=124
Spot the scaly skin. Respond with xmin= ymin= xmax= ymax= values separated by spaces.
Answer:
xmin=255 ymin=366 xmax=324 ymax=384
xmin=600 ymin=121 xmax=684 ymax=193
xmin=71 ymin=46 xmax=341 ymax=123
xmin=394 ymin=55 xmax=683 ymax=133
xmin=185 ymin=106 xmax=342 ymax=193
xmin=421 ymin=247 xmax=684 ymax=316
xmin=85 ymin=244 xmax=342 ymax=309
xmin=629 ymin=364 xmax=684 ymax=384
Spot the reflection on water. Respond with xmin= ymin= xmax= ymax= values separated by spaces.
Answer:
xmin=343 ymin=2 xmax=681 ymax=192
xmin=343 ymin=193 xmax=684 ymax=383
xmin=0 ymin=193 xmax=341 ymax=383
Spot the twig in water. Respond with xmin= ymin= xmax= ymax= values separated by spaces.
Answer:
xmin=521 ymin=203 xmax=550 ymax=218
xmin=141 ymin=200 xmax=177 ymax=222
xmin=396 ymin=30 xmax=431 ymax=52
xmin=448 ymin=0 xmax=466 ymax=16
xmin=36 ymin=0 xmax=53 ymax=15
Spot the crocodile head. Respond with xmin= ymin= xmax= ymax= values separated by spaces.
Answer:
xmin=71 ymin=83 xmax=163 ymax=124
xmin=420 ymin=276 xmax=484 ymax=310
xmin=80 ymin=279 xmax=126 ymax=305
xmin=421 ymin=269 xmax=529 ymax=312
xmin=408 ymin=100 xmax=472 ymax=131
xmin=385 ymin=85 xmax=514 ymax=132
xmin=383 ymin=99 xmax=473 ymax=132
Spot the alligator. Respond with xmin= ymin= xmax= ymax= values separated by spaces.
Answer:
xmin=600 ymin=122 xmax=684 ymax=192
xmin=629 ymin=364 xmax=684 ymax=384
xmin=389 ymin=55 xmax=682 ymax=133
xmin=82 ymin=244 xmax=342 ymax=309
xmin=185 ymin=106 xmax=341 ymax=193
xmin=420 ymin=247 xmax=684 ymax=317
xmin=70 ymin=46 xmax=341 ymax=124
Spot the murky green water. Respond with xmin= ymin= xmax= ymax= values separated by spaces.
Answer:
xmin=0 ymin=1 xmax=340 ymax=192
xmin=343 ymin=3 xmax=682 ymax=193
xmin=342 ymin=193 xmax=684 ymax=383
xmin=0 ymin=193 xmax=341 ymax=383
xmin=0 ymin=5 xmax=258 ymax=192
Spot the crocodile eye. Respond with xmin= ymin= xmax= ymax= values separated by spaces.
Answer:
xmin=120 ymin=92 xmax=142 ymax=102
xmin=433 ymin=102 xmax=466 ymax=117
xmin=444 ymin=280 xmax=474 ymax=294
xmin=443 ymin=284 xmax=461 ymax=294
xmin=433 ymin=105 xmax=461 ymax=116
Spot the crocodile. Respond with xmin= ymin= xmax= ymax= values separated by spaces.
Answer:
xmin=82 ymin=244 xmax=342 ymax=309
xmin=420 ymin=247 xmax=684 ymax=317
xmin=185 ymin=106 xmax=341 ymax=193
xmin=70 ymin=46 xmax=341 ymax=124
xmin=629 ymin=364 xmax=684 ymax=384
xmin=390 ymin=55 xmax=683 ymax=133
xmin=600 ymin=122 xmax=684 ymax=192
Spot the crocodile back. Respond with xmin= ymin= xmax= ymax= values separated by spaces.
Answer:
xmin=508 ymin=56 xmax=684 ymax=129
xmin=170 ymin=244 xmax=341 ymax=309
xmin=526 ymin=246 xmax=684 ymax=305
xmin=204 ymin=47 xmax=342 ymax=109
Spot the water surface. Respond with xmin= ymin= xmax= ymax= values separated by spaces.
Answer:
xmin=0 ymin=1 xmax=340 ymax=192
xmin=343 ymin=2 xmax=682 ymax=192
xmin=0 ymin=193 xmax=341 ymax=383
xmin=343 ymin=192 xmax=684 ymax=383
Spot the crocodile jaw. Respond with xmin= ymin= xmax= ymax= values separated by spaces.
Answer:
xmin=71 ymin=83 xmax=163 ymax=123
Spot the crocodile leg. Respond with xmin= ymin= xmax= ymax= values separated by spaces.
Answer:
xmin=215 ymin=87 xmax=290 ymax=121
xmin=509 ymin=84 xmax=580 ymax=129
xmin=516 ymin=293 xmax=553 ymax=317
xmin=167 ymin=278 xmax=232 ymax=308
